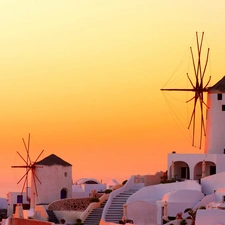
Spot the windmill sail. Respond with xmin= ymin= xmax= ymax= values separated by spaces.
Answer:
xmin=161 ymin=32 xmax=211 ymax=149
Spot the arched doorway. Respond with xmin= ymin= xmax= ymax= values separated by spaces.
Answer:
xmin=60 ymin=188 xmax=67 ymax=199
xmin=169 ymin=161 xmax=190 ymax=180
xmin=194 ymin=161 xmax=216 ymax=179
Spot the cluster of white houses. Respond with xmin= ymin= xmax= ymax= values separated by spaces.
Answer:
xmin=1 ymin=76 xmax=225 ymax=225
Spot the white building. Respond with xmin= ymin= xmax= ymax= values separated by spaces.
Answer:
xmin=72 ymin=178 xmax=107 ymax=198
xmin=34 ymin=154 xmax=72 ymax=205
xmin=121 ymin=76 xmax=225 ymax=225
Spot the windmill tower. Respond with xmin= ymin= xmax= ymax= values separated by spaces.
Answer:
xmin=34 ymin=154 xmax=72 ymax=204
xmin=11 ymin=134 xmax=44 ymax=212
xmin=205 ymin=77 xmax=225 ymax=154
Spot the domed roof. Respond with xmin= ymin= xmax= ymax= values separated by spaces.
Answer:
xmin=74 ymin=178 xmax=101 ymax=185
xmin=215 ymin=188 xmax=225 ymax=194
xmin=162 ymin=189 xmax=204 ymax=203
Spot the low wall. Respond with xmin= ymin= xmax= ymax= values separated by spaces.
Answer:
xmin=5 ymin=217 xmax=54 ymax=225
xmin=48 ymin=198 xmax=90 ymax=211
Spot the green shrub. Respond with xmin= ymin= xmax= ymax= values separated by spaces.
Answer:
xmin=180 ymin=219 xmax=187 ymax=225
xmin=89 ymin=197 xmax=100 ymax=203
xmin=104 ymin=189 xmax=112 ymax=194
xmin=74 ymin=218 xmax=84 ymax=225
xmin=122 ymin=180 xmax=127 ymax=185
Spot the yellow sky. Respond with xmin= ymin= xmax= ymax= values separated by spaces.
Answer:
xmin=0 ymin=0 xmax=225 ymax=196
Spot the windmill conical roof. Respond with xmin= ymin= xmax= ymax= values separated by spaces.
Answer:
xmin=208 ymin=76 xmax=225 ymax=93
xmin=35 ymin=154 xmax=72 ymax=166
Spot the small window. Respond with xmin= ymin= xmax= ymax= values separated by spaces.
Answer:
xmin=218 ymin=93 xmax=222 ymax=100
xmin=222 ymin=105 xmax=225 ymax=111
xmin=64 ymin=172 xmax=67 ymax=177
xmin=210 ymin=166 xmax=216 ymax=175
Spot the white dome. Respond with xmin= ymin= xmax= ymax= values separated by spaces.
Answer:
xmin=74 ymin=178 xmax=101 ymax=185
xmin=215 ymin=188 xmax=225 ymax=194
xmin=162 ymin=189 xmax=204 ymax=203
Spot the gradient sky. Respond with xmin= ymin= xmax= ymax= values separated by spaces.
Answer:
xmin=1 ymin=0 xmax=225 ymax=197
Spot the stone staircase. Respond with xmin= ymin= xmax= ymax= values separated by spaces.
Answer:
xmin=83 ymin=200 xmax=107 ymax=225
xmin=105 ymin=189 xmax=138 ymax=223
xmin=46 ymin=210 xmax=60 ymax=224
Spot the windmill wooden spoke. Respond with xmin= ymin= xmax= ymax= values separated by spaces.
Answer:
xmin=22 ymin=134 xmax=32 ymax=165
xmin=199 ymin=101 xmax=206 ymax=149
xmin=190 ymin=47 xmax=198 ymax=80
xmin=16 ymin=167 xmax=31 ymax=184
xmin=197 ymin=32 xmax=204 ymax=54
xmin=34 ymin=149 xmax=44 ymax=163
xmin=199 ymin=95 xmax=209 ymax=108
xmin=21 ymin=174 xmax=28 ymax=194
xmin=196 ymin=32 xmax=203 ymax=83
xmin=188 ymin=95 xmax=198 ymax=129
xmin=11 ymin=166 xmax=30 ymax=168
xmin=187 ymin=73 xmax=195 ymax=89
xmin=202 ymin=48 xmax=210 ymax=79
xmin=186 ymin=95 xmax=196 ymax=103
xmin=16 ymin=151 xmax=29 ymax=166
xmin=32 ymin=168 xmax=42 ymax=184
xmin=204 ymin=76 xmax=211 ymax=89
xmin=200 ymin=100 xmax=206 ymax=136
xmin=190 ymin=98 xmax=197 ymax=146
xmin=196 ymin=32 xmax=203 ymax=69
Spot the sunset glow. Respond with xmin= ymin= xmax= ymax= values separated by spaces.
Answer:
xmin=1 ymin=0 xmax=225 ymax=196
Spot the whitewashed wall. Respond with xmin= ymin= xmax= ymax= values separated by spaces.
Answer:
xmin=35 ymin=164 xmax=72 ymax=204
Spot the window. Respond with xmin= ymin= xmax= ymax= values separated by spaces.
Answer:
xmin=64 ymin=172 xmax=67 ymax=177
xmin=222 ymin=105 xmax=225 ymax=111
xmin=181 ymin=167 xmax=190 ymax=179
xmin=210 ymin=166 xmax=216 ymax=175
xmin=218 ymin=93 xmax=222 ymax=100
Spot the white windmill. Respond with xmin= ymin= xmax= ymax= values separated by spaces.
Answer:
xmin=161 ymin=32 xmax=225 ymax=155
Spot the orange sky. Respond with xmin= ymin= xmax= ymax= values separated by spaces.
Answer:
xmin=0 ymin=0 xmax=225 ymax=197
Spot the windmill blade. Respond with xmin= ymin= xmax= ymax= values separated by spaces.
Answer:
xmin=11 ymin=166 xmax=30 ymax=168
xmin=17 ymin=167 xmax=31 ymax=184
xmin=196 ymin=32 xmax=203 ymax=82
xmin=199 ymin=101 xmax=204 ymax=149
xmin=190 ymin=47 xmax=198 ymax=80
xmin=186 ymin=95 xmax=196 ymax=103
xmin=27 ymin=133 xmax=30 ymax=153
xmin=16 ymin=151 xmax=29 ymax=166
xmin=21 ymin=173 xmax=28 ymax=195
xmin=34 ymin=150 xmax=44 ymax=163
xmin=204 ymin=76 xmax=211 ymax=89
xmin=197 ymin=32 xmax=204 ymax=55
xmin=187 ymin=73 xmax=195 ymax=89
xmin=32 ymin=168 xmax=42 ymax=184
xmin=202 ymin=48 xmax=210 ymax=79
xmin=22 ymin=135 xmax=32 ymax=165
xmin=200 ymin=93 xmax=207 ymax=136
xmin=187 ymin=95 xmax=199 ymax=146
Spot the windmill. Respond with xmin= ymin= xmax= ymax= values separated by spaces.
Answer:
xmin=11 ymin=133 xmax=44 ymax=210
xmin=161 ymin=32 xmax=211 ymax=149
